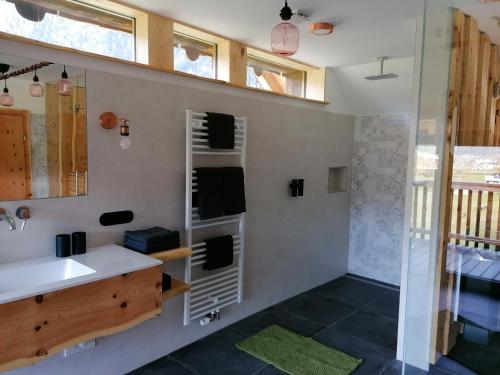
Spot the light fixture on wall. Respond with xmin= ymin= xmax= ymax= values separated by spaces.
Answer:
xmin=56 ymin=65 xmax=72 ymax=96
xmin=119 ymin=119 xmax=131 ymax=150
xmin=271 ymin=0 xmax=300 ymax=57
xmin=99 ymin=112 xmax=132 ymax=150
xmin=0 ymin=79 xmax=13 ymax=107
xmin=29 ymin=69 xmax=44 ymax=97
xmin=309 ymin=22 xmax=334 ymax=36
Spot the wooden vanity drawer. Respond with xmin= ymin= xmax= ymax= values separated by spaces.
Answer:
xmin=0 ymin=265 xmax=162 ymax=372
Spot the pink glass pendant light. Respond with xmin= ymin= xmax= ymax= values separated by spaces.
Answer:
xmin=29 ymin=69 xmax=44 ymax=97
xmin=56 ymin=65 xmax=72 ymax=96
xmin=271 ymin=1 xmax=299 ymax=57
xmin=0 ymin=79 xmax=13 ymax=107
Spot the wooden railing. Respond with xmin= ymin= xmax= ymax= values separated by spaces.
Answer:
xmin=411 ymin=180 xmax=433 ymax=241
xmin=411 ymin=181 xmax=500 ymax=250
xmin=449 ymin=182 xmax=500 ymax=250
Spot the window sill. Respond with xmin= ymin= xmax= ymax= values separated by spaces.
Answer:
xmin=0 ymin=32 xmax=329 ymax=106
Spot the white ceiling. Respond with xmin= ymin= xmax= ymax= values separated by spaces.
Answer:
xmin=122 ymin=0 xmax=424 ymax=68
xmin=327 ymin=58 xmax=414 ymax=115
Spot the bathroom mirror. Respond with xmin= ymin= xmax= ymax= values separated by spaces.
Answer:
xmin=0 ymin=54 xmax=87 ymax=201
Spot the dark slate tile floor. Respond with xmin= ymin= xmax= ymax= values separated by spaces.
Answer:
xmin=129 ymin=275 xmax=469 ymax=375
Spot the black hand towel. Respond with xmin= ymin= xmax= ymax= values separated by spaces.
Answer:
xmin=195 ymin=168 xmax=224 ymax=220
xmin=222 ymin=167 xmax=246 ymax=215
xmin=204 ymin=235 xmax=234 ymax=271
xmin=162 ymin=273 xmax=172 ymax=291
xmin=206 ymin=112 xmax=235 ymax=149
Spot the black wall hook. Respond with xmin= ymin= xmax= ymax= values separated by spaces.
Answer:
xmin=289 ymin=179 xmax=304 ymax=197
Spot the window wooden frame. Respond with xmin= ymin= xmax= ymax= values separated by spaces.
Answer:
xmin=173 ymin=31 xmax=218 ymax=79
xmin=0 ymin=0 xmax=328 ymax=105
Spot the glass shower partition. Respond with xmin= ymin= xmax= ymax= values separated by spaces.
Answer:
xmin=400 ymin=0 xmax=453 ymax=372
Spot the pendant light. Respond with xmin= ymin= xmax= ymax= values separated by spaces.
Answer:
xmin=0 ymin=79 xmax=13 ymax=107
xmin=29 ymin=69 xmax=44 ymax=97
xmin=56 ymin=65 xmax=72 ymax=96
xmin=271 ymin=0 xmax=300 ymax=57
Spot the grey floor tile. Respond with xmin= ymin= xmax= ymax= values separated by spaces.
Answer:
xmin=277 ymin=291 xmax=356 ymax=326
xmin=333 ymin=309 xmax=399 ymax=351
xmin=314 ymin=328 xmax=395 ymax=375
xmin=127 ymin=356 xmax=196 ymax=375
xmin=253 ymin=365 xmax=286 ymax=374
xmin=361 ymin=290 xmax=400 ymax=319
xmin=170 ymin=328 xmax=267 ymax=375
xmin=381 ymin=360 xmax=430 ymax=375
xmin=230 ymin=306 xmax=325 ymax=338
xmin=381 ymin=358 xmax=477 ymax=375
xmin=448 ymin=337 xmax=500 ymax=375
xmin=435 ymin=356 xmax=477 ymax=375
xmin=311 ymin=276 xmax=389 ymax=308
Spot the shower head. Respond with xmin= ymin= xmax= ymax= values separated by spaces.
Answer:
xmin=365 ymin=57 xmax=399 ymax=80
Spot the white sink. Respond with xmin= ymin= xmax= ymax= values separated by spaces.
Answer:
xmin=0 ymin=259 xmax=96 ymax=295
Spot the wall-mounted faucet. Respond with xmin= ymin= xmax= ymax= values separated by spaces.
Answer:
xmin=16 ymin=206 xmax=31 ymax=231
xmin=0 ymin=209 xmax=16 ymax=231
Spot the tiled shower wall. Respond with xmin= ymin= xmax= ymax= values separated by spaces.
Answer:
xmin=348 ymin=114 xmax=410 ymax=286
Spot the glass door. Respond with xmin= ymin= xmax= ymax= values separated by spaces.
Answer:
xmin=402 ymin=1 xmax=500 ymax=374
xmin=401 ymin=0 xmax=453 ymax=372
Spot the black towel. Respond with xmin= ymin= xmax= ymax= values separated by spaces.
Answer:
xmin=204 ymin=235 xmax=234 ymax=271
xmin=125 ymin=227 xmax=177 ymax=246
xmin=124 ymin=235 xmax=180 ymax=250
xmin=206 ymin=112 xmax=235 ymax=149
xmin=162 ymin=273 xmax=172 ymax=291
xmin=195 ymin=168 xmax=224 ymax=220
xmin=222 ymin=167 xmax=246 ymax=215
xmin=124 ymin=227 xmax=180 ymax=254
xmin=124 ymin=236 xmax=180 ymax=254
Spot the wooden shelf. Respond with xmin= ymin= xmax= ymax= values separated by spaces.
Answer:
xmin=162 ymin=278 xmax=190 ymax=301
xmin=149 ymin=247 xmax=192 ymax=262
xmin=149 ymin=248 xmax=192 ymax=302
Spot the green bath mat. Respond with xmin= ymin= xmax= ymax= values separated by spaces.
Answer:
xmin=236 ymin=325 xmax=362 ymax=375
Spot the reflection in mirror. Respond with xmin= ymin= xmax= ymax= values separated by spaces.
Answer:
xmin=0 ymin=54 xmax=87 ymax=201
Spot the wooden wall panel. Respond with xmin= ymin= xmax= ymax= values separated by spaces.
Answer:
xmin=45 ymin=83 xmax=60 ymax=197
xmin=485 ymin=46 xmax=498 ymax=146
xmin=473 ymin=33 xmax=491 ymax=146
xmin=45 ymin=84 xmax=88 ymax=196
xmin=0 ymin=266 xmax=162 ymax=372
xmin=72 ymin=86 xmax=87 ymax=173
xmin=60 ymin=94 xmax=74 ymax=196
xmin=218 ymin=40 xmax=247 ymax=86
xmin=454 ymin=11 xmax=500 ymax=147
xmin=147 ymin=14 xmax=174 ymax=70
xmin=448 ymin=11 xmax=466 ymax=119
xmin=495 ymin=100 xmax=500 ymax=146
xmin=0 ymin=110 xmax=32 ymax=201
xmin=459 ymin=16 xmax=480 ymax=146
